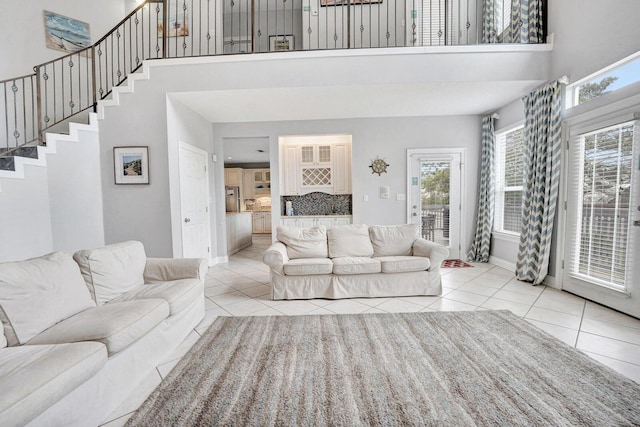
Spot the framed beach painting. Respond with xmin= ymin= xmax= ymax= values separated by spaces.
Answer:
xmin=43 ymin=11 xmax=91 ymax=53
xmin=157 ymin=7 xmax=190 ymax=37
xmin=114 ymin=146 xmax=150 ymax=185
xmin=269 ymin=35 xmax=294 ymax=51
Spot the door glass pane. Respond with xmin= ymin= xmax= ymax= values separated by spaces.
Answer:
xmin=301 ymin=147 xmax=313 ymax=163
xmin=420 ymin=161 xmax=450 ymax=246
xmin=573 ymin=123 xmax=634 ymax=290
xmin=318 ymin=146 xmax=331 ymax=163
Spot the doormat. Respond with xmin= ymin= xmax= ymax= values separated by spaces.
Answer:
xmin=441 ymin=259 xmax=473 ymax=268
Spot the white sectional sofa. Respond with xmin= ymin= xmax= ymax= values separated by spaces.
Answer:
xmin=0 ymin=241 xmax=207 ymax=427
xmin=263 ymin=224 xmax=449 ymax=300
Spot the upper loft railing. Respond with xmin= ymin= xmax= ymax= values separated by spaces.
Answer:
xmin=0 ymin=0 xmax=546 ymax=155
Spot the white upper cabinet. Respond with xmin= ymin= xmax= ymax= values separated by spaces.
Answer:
xmin=224 ymin=168 xmax=242 ymax=187
xmin=280 ymin=137 xmax=351 ymax=196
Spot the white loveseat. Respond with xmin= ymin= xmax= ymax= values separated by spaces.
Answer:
xmin=263 ymin=224 xmax=449 ymax=300
xmin=0 ymin=241 xmax=207 ymax=427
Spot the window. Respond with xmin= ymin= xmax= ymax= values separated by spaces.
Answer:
xmin=568 ymin=121 xmax=635 ymax=290
xmin=494 ymin=125 xmax=525 ymax=234
xmin=415 ymin=0 xmax=461 ymax=46
xmin=568 ymin=52 xmax=640 ymax=108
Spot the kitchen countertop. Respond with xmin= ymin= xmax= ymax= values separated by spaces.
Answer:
xmin=226 ymin=211 xmax=252 ymax=215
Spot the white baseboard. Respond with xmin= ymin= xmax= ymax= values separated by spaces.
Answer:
xmin=489 ymin=256 xmax=559 ymax=289
xmin=209 ymin=256 xmax=228 ymax=266
xmin=489 ymin=256 xmax=515 ymax=272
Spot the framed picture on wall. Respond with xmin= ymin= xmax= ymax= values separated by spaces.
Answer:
xmin=114 ymin=146 xmax=150 ymax=185
xmin=157 ymin=7 xmax=189 ymax=37
xmin=269 ymin=35 xmax=294 ymax=51
xmin=43 ymin=10 xmax=91 ymax=53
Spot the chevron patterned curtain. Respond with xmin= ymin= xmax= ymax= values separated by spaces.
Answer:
xmin=481 ymin=0 xmax=499 ymax=43
xmin=467 ymin=116 xmax=495 ymax=262
xmin=515 ymin=80 xmax=562 ymax=285
xmin=511 ymin=0 xmax=544 ymax=43
xmin=482 ymin=0 xmax=544 ymax=44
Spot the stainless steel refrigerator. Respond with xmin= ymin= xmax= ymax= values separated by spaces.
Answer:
xmin=225 ymin=186 xmax=240 ymax=212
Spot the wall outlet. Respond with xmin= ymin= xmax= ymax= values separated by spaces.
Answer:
xmin=396 ymin=193 xmax=406 ymax=201
xmin=363 ymin=194 xmax=369 ymax=202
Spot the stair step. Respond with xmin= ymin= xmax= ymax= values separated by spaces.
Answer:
xmin=0 ymin=157 xmax=16 ymax=171
xmin=0 ymin=147 xmax=40 ymax=171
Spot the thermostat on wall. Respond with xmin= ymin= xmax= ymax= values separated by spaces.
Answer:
xmin=380 ymin=186 xmax=390 ymax=199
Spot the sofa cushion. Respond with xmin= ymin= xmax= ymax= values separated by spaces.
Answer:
xmin=369 ymin=224 xmax=420 ymax=257
xmin=376 ymin=256 xmax=431 ymax=273
xmin=0 ymin=252 xmax=96 ymax=345
xmin=277 ymin=226 xmax=328 ymax=259
xmin=109 ymin=278 xmax=202 ymax=316
xmin=0 ymin=342 xmax=107 ymax=427
xmin=283 ymin=258 xmax=333 ymax=276
xmin=27 ymin=299 xmax=169 ymax=356
xmin=327 ymin=224 xmax=374 ymax=258
xmin=73 ymin=241 xmax=147 ymax=305
xmin=0 ymin=324 xmax=5 ymax=349
xmin=332 ymin=257 xmax=381 ymax=275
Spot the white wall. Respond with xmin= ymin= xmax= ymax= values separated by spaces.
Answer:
xmin=490 ymin=0 xmax=640 ymax=276
xmin=212 ymin=115 xmax=482 ymax=253
xmin=0 ymin=121 xmax=104 ymax=262
xmin=548 ymin=0 xmax=640 ymax=83
xmin=0 ymin=167 xmax=54 ymax=262
xmin=46 ymin=128 xmax=105 ymax=254
xmin=0 ymin=0 xmax=125 ymax=80
xmin=166 ymin=96 xmax=217 ymax=259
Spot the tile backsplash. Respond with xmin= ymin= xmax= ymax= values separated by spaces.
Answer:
xmin=245 ymin=197 xmax=271 ymax=211
xmin=281 ymin=192 xmax=352 ymax=216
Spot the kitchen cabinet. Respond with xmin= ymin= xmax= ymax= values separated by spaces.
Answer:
xmin=253 ymin=169 xmax=271 ymax=196
xmin=333 ymin=143 xmax=352 ymax=194
xmin=280 ymin=216 xmax=352 ymax=228
xmin=226 ymin=212 xmax=252 ymax=255
xmin=243 ymin=169 xmax=271 ymax=199
xmin=252 ymin=212 xmax=272 ymax=234
xmin=242 ymin=170 xmax=254 ymax=199
xmin=280 ymin=142 xmax=351 ymax=195
xmin=224 ymin=168 xmax=242 ymax=187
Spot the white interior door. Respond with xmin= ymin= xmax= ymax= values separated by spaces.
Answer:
xmin=563 ymin=119 xmax=640 ymax=318
xmin=179 ymin=142 xmax=211 ymax=259
xmin=407 ymin=149 xmax=463 ymax=259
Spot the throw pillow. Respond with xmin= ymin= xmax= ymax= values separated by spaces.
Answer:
xmin=0 ymin=252 xmax=96 ymax=345
xmin=327 ymin=224 xmax=374 ymax=258
xmin=369 ymin=224 xmax=420 ymax=257
xmin=276 ymin=225 xmax=328 ymax=259
xmin=73 ymin=241 xmax=147 ymax=306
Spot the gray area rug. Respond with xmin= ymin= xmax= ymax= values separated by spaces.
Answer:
xmin=126 ymin=310 xmax=640 ymax=426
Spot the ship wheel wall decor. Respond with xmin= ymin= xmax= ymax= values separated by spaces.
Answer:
xmin=369 ymin=157 xmax=389 ymax=175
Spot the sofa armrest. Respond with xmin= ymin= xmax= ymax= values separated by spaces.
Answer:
xmin=262 ymin=242 xmax=289 ymax=275
xmin=412 ymin=239 xmax=449 ymax=268
xmin=144 ymin=258 xmax=208 ymax=284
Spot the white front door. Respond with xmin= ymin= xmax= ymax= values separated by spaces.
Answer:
xmin=407 ymin=149 xmax=464 ymax=259
xmin=179 ymin=142 xmax=211 ymax=259
xmin=563 ymin=119 xmax=640 ymax=318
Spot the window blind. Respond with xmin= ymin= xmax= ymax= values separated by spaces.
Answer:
xmin=567 ymin=120 xmax=636 ymax=291
xmin=495 ymin=126 xmax=524 ymax=234
xmin=416 ymin=0 xmax=460 ymax=46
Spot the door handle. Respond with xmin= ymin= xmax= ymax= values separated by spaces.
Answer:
xmin=184 ymin=218 xmax=191 ymax=223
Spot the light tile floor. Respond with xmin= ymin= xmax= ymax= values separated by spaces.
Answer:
xmin=101 ymin=235 xmax=640 ymax=426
